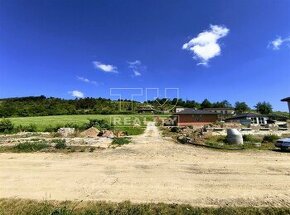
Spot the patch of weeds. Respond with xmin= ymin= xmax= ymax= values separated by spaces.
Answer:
xmin=89 ymin=147 xmax=95 ymax=152
xmin=170 ymin=126 xmax=180 ymax=133
xmin=118 ymin=127 xmax=144 ymax=135
xmin=68 ymin=147 xmax=76 ymax=153
xmin=112 ymin=137 xmax=131 ymax=146
xmin=53 ymin=139 xmax=67 ymax=149
xmin=262 ymin=134 xmax=279 ymax=143
xmin=85 ymin=119 xmax=112 ymax=130
xmin=243 ymin=135 xmax=262 ymax=143
xmin=1 ymin=198 xmax=290 ymax=215
xmin=13 ymin=141 xmax=50 ymax=152
xmin=15 ymin=124 xmax=37 ymax=132
xmin=0 ymin=119 xmax=14 ymax=133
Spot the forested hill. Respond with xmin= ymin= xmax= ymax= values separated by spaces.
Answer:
xmin=0 ymin=96 xmax=139 ymax=117
xmin=0 ymin=95 xmax=287 ymax=119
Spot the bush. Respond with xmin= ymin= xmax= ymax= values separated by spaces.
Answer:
xmin=21 ymin=124 xmax=37 ymax=132
xmin=86 ymin=119 xmax=112 ymax=130
xmin=263 ymin=135 xmax=279 ymax=143
xmin=112 ymin=137 xmax=130 ymax=146
xmin=170 ymin=127 xmax=180 ymax=133
xmin=119 ymin=127 xmax=144 ymax=135
xmin=243 ymin=135 xmax=261 ymax=143
xmin=53 ymin=139 xmax=67 ymax=149
xmin=0 ymin=119 xmax=14 ymax=133
xmin=13 ymin=142 xmax=49 ymax=152
xmin=44 ymin=125 xmax=61 ymax=132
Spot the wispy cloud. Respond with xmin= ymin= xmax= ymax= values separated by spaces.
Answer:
xmin=76 ymin=76 xmax=98 ymax=85
xmin=93 ymin=61 xmax=118 ymax=73
xmin=182 ymin=25 xmax=229 ymax=66
xmin=68 ymin=90 xmax=84 ymax=98
xmin=268 ymin=36 xmax=290 ymax=50
xmin=128 ymin=60 xmax=145 ymax=77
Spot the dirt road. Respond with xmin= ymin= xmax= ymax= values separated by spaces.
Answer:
xmin=1 ymin=122 xmax=290 ymax=207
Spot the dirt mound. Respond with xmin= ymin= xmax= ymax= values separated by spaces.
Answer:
xmin=99 ymin=130 xmax=115 ymax=138
xmin=80 ymin=127 xmax=100 ymax=138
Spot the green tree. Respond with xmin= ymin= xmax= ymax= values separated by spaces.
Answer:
xmin=235 ymin=102 xmax=250 ymax=114
xmin=201 ymin=99 xmax=212 ymax=109
xmin=255 ymin=102 xmax=273 ymax=115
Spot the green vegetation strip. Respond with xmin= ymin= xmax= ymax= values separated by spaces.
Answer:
xmin=7 ymin=115 xmax=152 ymax=131
xmin=0 ymin=115 xmax=150 ymax=135
xmin=0 ymin=199 xmax=289 ymax=215
xmin=112 ymin=137 xmax=131 ymax=146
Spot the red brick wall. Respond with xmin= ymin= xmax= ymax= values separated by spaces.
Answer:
xmin=177 ymin=114 xmax=218 ymax=126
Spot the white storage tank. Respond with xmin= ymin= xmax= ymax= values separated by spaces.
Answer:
xmin=227 ymin=129 xmax=243 ymax=145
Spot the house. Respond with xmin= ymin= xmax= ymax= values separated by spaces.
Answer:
xmin=203 ymin=107 xmax=235 ymax=120
xmin=174 ymin=109 xmax=219 ymax=126
xmin=203 ymin=107 xmax=235 ymax=115
xmin=225 ymin=113 xmax=269 ymax=125
xmin=281 ymin=97 xmax=290 ymax=114
xmin=175 ymin=107 xmax=196 ymax=113
xmin=137 ymin=105 xmax=154 ymax=114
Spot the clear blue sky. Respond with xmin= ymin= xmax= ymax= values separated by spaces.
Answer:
xmin=0 ymin=0 xmax=290 ymax=111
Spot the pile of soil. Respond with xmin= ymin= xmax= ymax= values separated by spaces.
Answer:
xmin=80 ymin=127 xmax=100 ymax=138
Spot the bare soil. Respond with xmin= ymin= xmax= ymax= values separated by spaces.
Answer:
xmin=0 ymin=122 xmax=290 ymax=207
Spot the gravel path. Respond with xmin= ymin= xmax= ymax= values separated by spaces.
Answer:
xmin=1 ymin=122 xmax=290 ymax=207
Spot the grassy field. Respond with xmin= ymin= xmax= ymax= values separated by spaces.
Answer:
xmin=7 ymin=114 xmax=154 ymax=132
xmin=1 ymin=199 xmax=290 ymax=215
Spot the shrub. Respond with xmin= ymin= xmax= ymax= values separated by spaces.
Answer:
xmin=44 ymin=125 xmax=61 ymax=132
xmin=119 ymin=127 xmax=144 ymax=135
xmin=13 ymin=142 xmax=49 ymax=152
xmin=170 ymin=127 xmax=180 ymax=133
xmin=112 ymin=137 xmax=130 ymax=146
xmin=53 ymin=139 xmax=67 ymax=149
xmin=63 ymin=123 xmax=80 ymax=130
xmin=23 ymin=124 xmax=37 ymax=132
xmin=263 ymin=135 xmax=279 ymax=143
xmin=243 ymin=135 xmax=261 ymax=143
xmin=0 ymin=119 xmax=14 ymax=133
xmin=86 ymin=119 xmax=112 ymax=130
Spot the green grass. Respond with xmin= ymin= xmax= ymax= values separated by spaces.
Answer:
xmin=112 ymin=137 xmax=131 ymax=146
xmin=0 ymin=199 xmax=290 ymax=215
xmin=118 ymin=127 xmax=144 ymax=135
xmin=204 ymin=135 xmax=275 ymax=151
xmin=6 ymin=141 xmax=50 ymax=153
xmin=7 ymin=114 xmax=153 ymax=134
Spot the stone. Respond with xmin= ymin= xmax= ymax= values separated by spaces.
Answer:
xmin=57 ymin=128 xmax=75 ymax=137
xmin=101 ymin=130 xmax=115 ymax=138
xmin=114 ymin=130 xmax=125 ymax=137
xmin=80 ymin=127 xmax=100 ymax=138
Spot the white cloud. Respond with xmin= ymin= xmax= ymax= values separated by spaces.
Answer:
xmin=77 ymin=76 xmax=89 ymax=83
xmin=128 ymin=60 xmax=145 ymax=76
xmin=182 ymin=25 xmax=229 ymax=66
xmin=68 ymin=90 xmax=84 ymax=98
xmin=133 ymin=70 xmax=141 ymax=76
xmin=93 ymin=61 xmax=118 ymax=73
xmin=269 ymin=36 xmax=290 ymax=50
xmin=77 ymin=76 xmax=98 ymax=85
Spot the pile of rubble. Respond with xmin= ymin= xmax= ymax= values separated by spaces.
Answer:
xmin=57 ymin=127 xmax=125 ymax=139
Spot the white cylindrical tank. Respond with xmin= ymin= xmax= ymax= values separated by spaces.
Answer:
xmin=227 ymin=129 xmax=243 ymax=145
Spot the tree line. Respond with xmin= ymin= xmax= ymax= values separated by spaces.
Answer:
xmin=0 ymin=95 xmax=275 ymax=117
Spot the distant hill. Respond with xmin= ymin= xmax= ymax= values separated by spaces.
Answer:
xmin=0 ymin=96 xmax=140 ymax=117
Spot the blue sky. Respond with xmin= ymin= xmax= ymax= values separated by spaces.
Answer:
xmin=0 ymin=0 xmax=290 ymax=111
